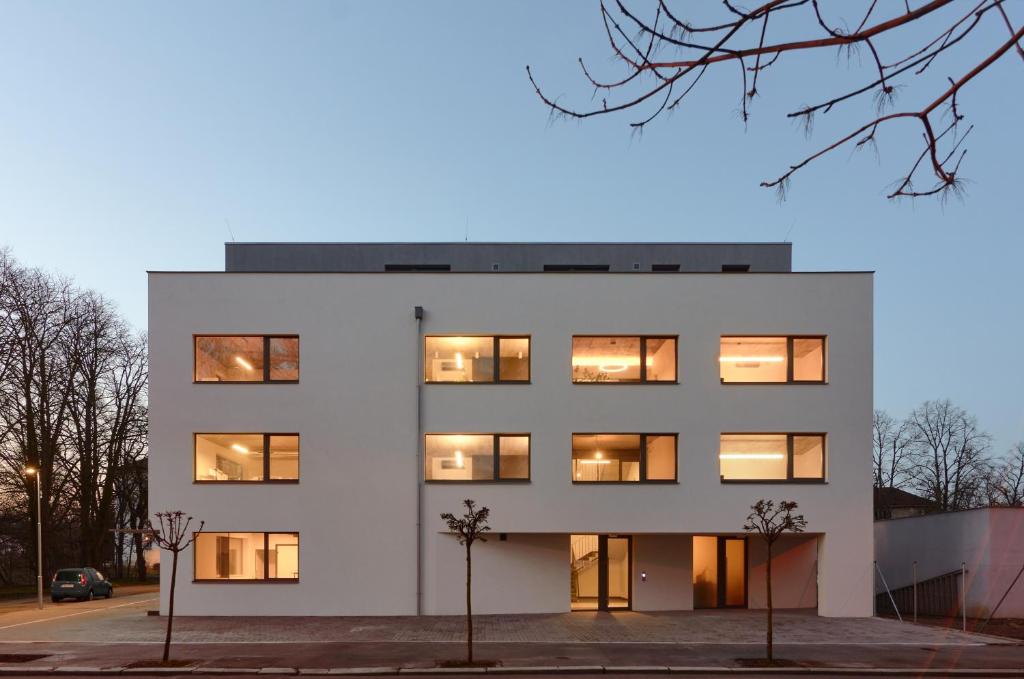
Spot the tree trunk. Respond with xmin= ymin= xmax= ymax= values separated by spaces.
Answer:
xmin=766 ymin=541 xmax=773 ymax=662
xmin=135 ymin=533 xmax=147 ymax=581
xmin=163 ymin=550 xmax=177 ymax=663
xmin=466 ymin=543 xmax=473 ymax=664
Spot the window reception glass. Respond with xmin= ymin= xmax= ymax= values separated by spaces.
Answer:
xmin=424 ymin=434 xmax=530 ymax=481
xmin=572 ymin=434 xmax=676 ymax=482
xmin=719 ymin=336 xmax=826 ymax=383
xmin=195 ymin=434 xmax=265 ymax=482
xmin=572 ymin=336 xmax=677 ymax=383
xmin=424 ymin=336 xmax=531 ymax=383
xmin=719 ymin=433 xmax=826 ymax=482
xmin=194 ymin=532 xmax=299 ymax=581
xmin=194 ymin=336 xmax=299 ymax=383
xmin=195 ymin=336 xmax=264 ymax=382
xmin=719 ymin=337 xmax=787 ymax=383
xmin=195 ymin=434 xmax=299 ymax=482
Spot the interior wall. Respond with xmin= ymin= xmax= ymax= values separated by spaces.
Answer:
xmin=747 ymin=534 xmax=818 ymax=610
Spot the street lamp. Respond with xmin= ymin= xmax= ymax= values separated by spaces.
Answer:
xmin=24 ymin=467 xmax=42 ymax=610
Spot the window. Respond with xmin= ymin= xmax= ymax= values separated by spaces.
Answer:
xmin=424 ymin=434 xmax=530 ymax=481
xmin=424 ymin=336 xmax=530 ymax=383
xmin=719 ymin=433 xmax=825 ymax=482
xmin=194 ymin=532 xmax=299 ymax=581
xmin=572 ymin=434 xmax=677 ymax=483
xmin=194 ymin=434 xmax=299 ymax=482
xmin=719 ymin=336 xmax=825 ymax=383
xmin=571 ymin=336 xmax=677 ymax=383
xmin=194 ymin=336 xmax=299 ymax=383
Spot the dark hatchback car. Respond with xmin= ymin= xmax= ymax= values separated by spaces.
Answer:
xmin=51 ymin=567 xmax=113 ymax=602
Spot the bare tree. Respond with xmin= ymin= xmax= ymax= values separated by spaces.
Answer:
xmin=744 ymin=499 xmax=807 ymax=663
xmin=441 ymin=499 xmax=491 ymax=665
xmin=873 ymin=409 xmax=915 ymax=489
xmin=986 ymin=442 xmax=1024 ymax=506
xmin=0 ymin=259 xmax=81 ymax=579
xmin=528 ymin=1 xmax=1024 ymax=201
xmin=148 ymin=511 xmax=202 ymax=664
xmin=0 ymin=250 xmax=148 ymax=586
xmin=908 ymin=399 xmax=991 ymax=511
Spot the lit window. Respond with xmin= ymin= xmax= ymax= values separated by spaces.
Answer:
xmin=194 ymin=434 xmax=299 ymax=482
xmin=424 ymin=336 xmax=529 ymax=383
xmin=719 ymin=433 xmax=826 ymax=482
xmin=719 ymin=336 xmax=825 ymax=383
xmin=572 ymin=336 xmax=677 ymax=383
xmin=572 ymin=434 xmax=677 ymax=482
xmin=425 ymin=434 xmax=530 ymax=481
xmin=194 ymin=336 xmax=299 ymax=383
xmin=194 ymin=532 xmax=299 ymax=581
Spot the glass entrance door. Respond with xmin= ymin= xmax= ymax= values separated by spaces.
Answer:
xmin=692 ymin=536 xmax=747 ymax=609
xmin=571 ymin=534 xmax=632 ymax=611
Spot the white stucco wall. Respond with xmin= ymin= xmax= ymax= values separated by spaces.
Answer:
xmin=875 ymin=508 xmax=1024 ymax=618
xmin=748 ymin=534 xmax=819 ymax=609
xmin=149 ymin=271 xmax=873 ymax=617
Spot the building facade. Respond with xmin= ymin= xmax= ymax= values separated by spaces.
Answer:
xmin=149 ymin=242 xmax=874 ymax=617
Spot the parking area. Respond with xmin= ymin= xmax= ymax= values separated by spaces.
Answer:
xmin=1 ymin=593 xmax=1022 ymax=673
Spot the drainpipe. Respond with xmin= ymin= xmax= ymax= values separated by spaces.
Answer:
xmin=415 ymin=306 xmax=424 ymax=615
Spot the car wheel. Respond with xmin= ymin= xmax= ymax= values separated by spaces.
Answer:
xmin=86 ymin=589 xmax=94 ymax=601
xmin=105 ymin=587 xmax=113 ymax=599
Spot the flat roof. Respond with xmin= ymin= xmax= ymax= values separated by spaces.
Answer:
xmin=224 ymin=242 xmax=794 ymax=273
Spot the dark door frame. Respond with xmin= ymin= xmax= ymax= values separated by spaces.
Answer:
xmin=597 ymin=534 xmax=633 ymax=611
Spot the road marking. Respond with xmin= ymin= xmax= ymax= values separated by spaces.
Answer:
xmin=0 ymin=597 xmax=157 ymax=631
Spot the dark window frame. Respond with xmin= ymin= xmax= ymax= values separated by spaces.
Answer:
xmin=423 ymin=335 xmax=531 ymax=384
xmin=424 ymin=433 xmax=532 ymax=483
xmin=192 ymin=531 xmax=300 ymax=583
xmin=719 ymin=335 xmax=827 ymax=385
xmin=193 ymin=334 xmax=300 ymax=384
xmin=571 ymin=433 xmax=679 ymax=484
xmin=571 ymin=335 xmax=679 ymax=385
xmin=192 ymin=433 xmax=300 ymax=484
xmin=718 ymin=432 xmax=827 ymax=484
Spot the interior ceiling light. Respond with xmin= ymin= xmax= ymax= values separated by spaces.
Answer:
xmin=572 ymin=356 xmax=652 ymax=367
xmin=719 ymin=453 xmax=785 ymax=460
xmin=719 ymin=356 xmax=785 ymax=363
xmin=579 ymin=459 xmax=612 ymax=464
xmin=231 ymin=444 xmax=249 ymax=454
xmin=234 ymin=356 xmax=254 ymax=370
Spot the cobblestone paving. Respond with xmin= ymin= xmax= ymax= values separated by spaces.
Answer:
xmin=3 ymin=594 xmax=1011 ymax=646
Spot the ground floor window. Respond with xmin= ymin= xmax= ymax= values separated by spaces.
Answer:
xmin=194 ymin=532 xmax=299 ymax=581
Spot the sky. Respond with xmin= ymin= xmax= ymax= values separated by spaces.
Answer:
xmin=0 ymin=1 xmax=1021 ymax=455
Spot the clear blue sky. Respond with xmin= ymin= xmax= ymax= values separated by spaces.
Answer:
xmin=1 ymin=2 xmax=1021 ymax=455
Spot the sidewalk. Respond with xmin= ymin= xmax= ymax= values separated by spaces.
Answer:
xmin=1 ymin=601 xmax=1021 ymax=676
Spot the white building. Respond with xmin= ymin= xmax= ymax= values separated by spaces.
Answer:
xmin=148 ymin=242 xmax=874 ymax=617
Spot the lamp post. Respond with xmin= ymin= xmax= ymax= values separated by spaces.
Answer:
xmin=24 ymin=467 xmax=42 ymax=610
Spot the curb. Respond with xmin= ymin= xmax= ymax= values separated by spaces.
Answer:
xmin=4 ymin=666 xmax=1024 ymax=676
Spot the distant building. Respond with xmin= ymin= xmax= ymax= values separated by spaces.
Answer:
xmin=873 ymin=487 xmax=936 ymax=520
xmin=875 ymin=507 xmax=1024 ymax=618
